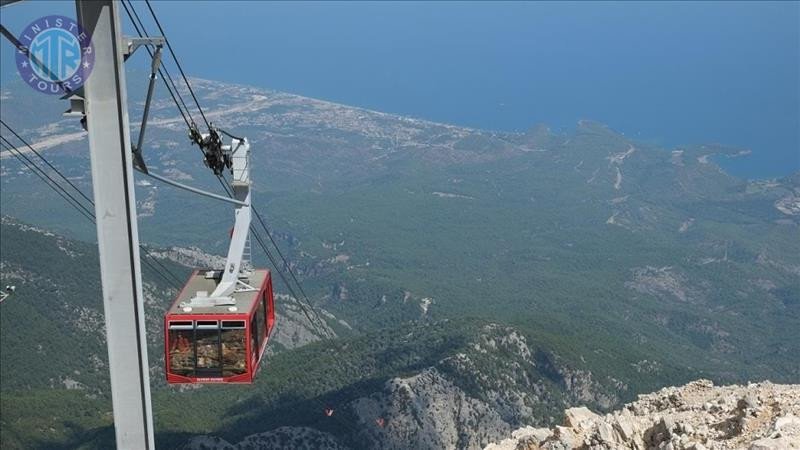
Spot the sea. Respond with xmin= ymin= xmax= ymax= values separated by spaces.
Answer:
xmin=2 ymin=1 xmax=797 ymax=179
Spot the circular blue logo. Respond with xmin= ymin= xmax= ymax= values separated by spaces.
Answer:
xmin=14 ymin=15 xmax=94 ymax=95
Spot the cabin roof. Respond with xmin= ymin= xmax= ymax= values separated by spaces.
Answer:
xmin=167 ymin=269 xmax=269 ymax=315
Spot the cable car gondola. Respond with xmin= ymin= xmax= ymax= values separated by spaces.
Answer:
xmin=163 ymin=136 xmax=275 ymax=384
xmin=164 ymin=268 xmax=274 ymax=383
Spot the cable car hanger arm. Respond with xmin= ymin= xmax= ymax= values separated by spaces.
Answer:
xmin=113 ymin=26 xmax=254 ymax=305
xmin=137 ymin=168 xmax=248 ymax=207
xmin=117 ymin=36 xmax=247 ymax=207
xmin=209 ymin=138 xmax=253 ymax=299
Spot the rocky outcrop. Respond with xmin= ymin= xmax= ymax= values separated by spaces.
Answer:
xmin=351 ymin=368 xmax=511 ymax=450
xmin=485 ymin=379 xmax=800 ymax=450
xmin=346 ymin=324 xmax=623 ymax=450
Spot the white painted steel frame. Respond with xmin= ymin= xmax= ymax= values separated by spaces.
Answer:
xmin=76 ymin=1 xmax=155 ymax=448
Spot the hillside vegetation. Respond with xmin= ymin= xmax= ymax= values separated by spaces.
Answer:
xmin=0 ymin=78 xmax=798 ymax=448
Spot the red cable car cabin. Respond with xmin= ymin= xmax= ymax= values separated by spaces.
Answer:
xmin=164 ymin=269 xmax=274 ymax=384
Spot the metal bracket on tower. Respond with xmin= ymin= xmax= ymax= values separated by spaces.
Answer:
xmin=123 ymin=36 xmax=165 ymax=59
xmin=122 ymin=36 xmax=164 ymax=174
xmin=132 ymin=44 xmax=162 ymax=174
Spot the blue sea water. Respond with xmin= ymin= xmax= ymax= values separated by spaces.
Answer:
xmin=1 ymin=1 xmax=798 ymax=179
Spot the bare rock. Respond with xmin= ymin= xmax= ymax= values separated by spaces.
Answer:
xmin=750 ymin=436 xmax=800 ymax=450
xmin=563 ymin=407 xmax=599 ymax=429
xmin=486 ymin=380 xmax=800 ymax=450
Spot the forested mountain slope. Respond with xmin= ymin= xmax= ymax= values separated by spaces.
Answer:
xmin=0 ymin=77 xmax=798 ymax=448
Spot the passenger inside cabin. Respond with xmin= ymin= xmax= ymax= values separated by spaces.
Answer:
xmin=169 ymin=331 xmax=195 ymax=375
xmin=173 ymin=334 xmax=190 ymax=352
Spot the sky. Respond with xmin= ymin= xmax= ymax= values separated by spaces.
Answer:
xmin=1 ymin=1 xmax=798 ymax=178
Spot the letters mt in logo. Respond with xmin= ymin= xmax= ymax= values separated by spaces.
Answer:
xmin=15 ymin=15 xmax=94 ymax=95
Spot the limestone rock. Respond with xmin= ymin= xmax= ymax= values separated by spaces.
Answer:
xmin=750 ymin=436 xmax=800 ymax=450
xmin=563 ymin=407 xmax=599 ymax=429
xmin=486 ymin=379 xmax=800 ymax=450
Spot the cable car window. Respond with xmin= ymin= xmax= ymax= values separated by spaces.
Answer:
xmin=257 ymin=296 xmax=267 ymax=345
xmin=250 ymin=314 xmax=258 ymax=362
xmin=168 ymin=323 xmax=195 ymax=376
xmin=195 ymin=321 xmax=221 ymax=374
xmin=221 ymin=321 xmax=246 ymax=376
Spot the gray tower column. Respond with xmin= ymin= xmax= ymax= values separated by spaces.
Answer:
xmin=76 ymin=1 xmax=155 ymax=448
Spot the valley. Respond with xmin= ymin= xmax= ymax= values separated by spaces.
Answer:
xmin=0 ymin=77 xmax=798 ymax=449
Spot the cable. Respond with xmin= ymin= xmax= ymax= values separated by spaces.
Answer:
xmin=251 ymin=206 xmax=333 ymax=339
xmin=217 ymin=128 xmax=244 ymax=142
xmin=127 ymin=0 xmax=235 ymax=195
xmin=253 ymin=207 xmax=317 ymax=313
xmin=120 ymin=0 xmax=192 ymax=129
xmin=1 ymin=120 xmax=93 ymax=206
xmin=0 ymin=135 xmax=96 ymax=219
xmin=144 ymin=0 xmax=210 ymax=129
xmin=1 ymin=137 xmax=182 ymax=288
xmin=251 ymin=227 xmax=329 ymax=336
xmin=130 ymin=0 xmax=331 ymax=339
xmin=0 ymin=131 xmax=184 ymax=289
xmin=122 ymin=0 xmax=195 ymax=127
xmin=0 ymin=123 xmax=181 ymax=286
xmin=122 ymin=0 xmax=235 ymax=203
xmin=217 ymin=179 xmax=329 ymax=337
xmin=215 ymin=173 xmax=328 ymax=338
xmin=1 ymin=140 xmax=95 ymax=223
xmin=138 ymin=244 xmax=185 ymax=288
xmin=6 ymin=11 xmax=340 ymax=407
xmin=0 ymin=24 xmax=72 ymax=95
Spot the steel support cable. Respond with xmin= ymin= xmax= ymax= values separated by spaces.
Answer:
xmin=3 ymin=8 xmax=207 ymax=293
xmin=216 ymin=170 xmax=330 ymax=338
xmin=117 ymin=5 xmax=371 ymax=433
xmin=252 ymin=206 xmax=319 ymax=318
xmin=144 ymin=0 xmax=210 ymax=129
xmin=124 ymin=2 xmax=238 ymax=211
xmin=126 ymin=0 xmax=235 ymax=201
xmin=248 ymin=226 xmax=366 ymax=437
xmin=130 ymin=1 xmax=238 ymax=197
xmin=217 ymin=176 xmax=329 ymax=336
xmin=142 ymin=0 xmax=334 ymax=343
xmin=210 ymin=172 xmax=330 ymax=337
xmin=0 ymin=140 xmax=183 ymax=289
xmin=0 ymin=135 xmax=96 ymax=219
xmin=3 ymin=123 xmax=187 ymax=290
xmin=219 ymin=171 xmax=330 ymax=337
xmin=1 ymin=120 xmax=94 ymax=205
xmin=0 ymin=133 xmax=184 ymax=289
xmin=1 ymin=139 xmax=95 ymax=223
xmin=250 ymin=227 xmax=329 ymax=336
xmin=120 ymin=0 xmax=192 ymax=129
xmin=122 ymin=0 xmax=194 ymax=126
xmin=0 ymin=24 xmax=72 ymax=95
xmin=2 ymin=141 xmax=172 ymax=286
xmin=214 ymin=174 xmax=318 ymax=327
xmin=138 ymin=245 xmax=186 ymax=289
xmin=125 ymin=3 xmax=235 ymax=205
xmin=1 ymin=132 xmax=357 ymax=429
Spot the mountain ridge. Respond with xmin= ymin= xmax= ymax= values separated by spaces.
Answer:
xmin=1 ymin=75 xmax=798 ymax=449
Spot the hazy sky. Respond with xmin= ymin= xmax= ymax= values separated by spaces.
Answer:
xmin=1 ymin=1 xmax=798 ymax=177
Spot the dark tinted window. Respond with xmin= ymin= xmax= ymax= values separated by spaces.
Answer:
xmin=195 ymin=328 xmax=220 ymax=371
xmin=168 ymin=328 xmax=194 ymax=376
xmin=221 ymin=322 xmax=246 ymax=376
xmin=250 ymin=314 xmax=259 ymax=361
xmin=256 ymin=298 xmax=266 ymax=351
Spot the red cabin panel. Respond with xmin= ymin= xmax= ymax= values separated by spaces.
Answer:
xmin=164 ymin=269 xmax=274 ymax=384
